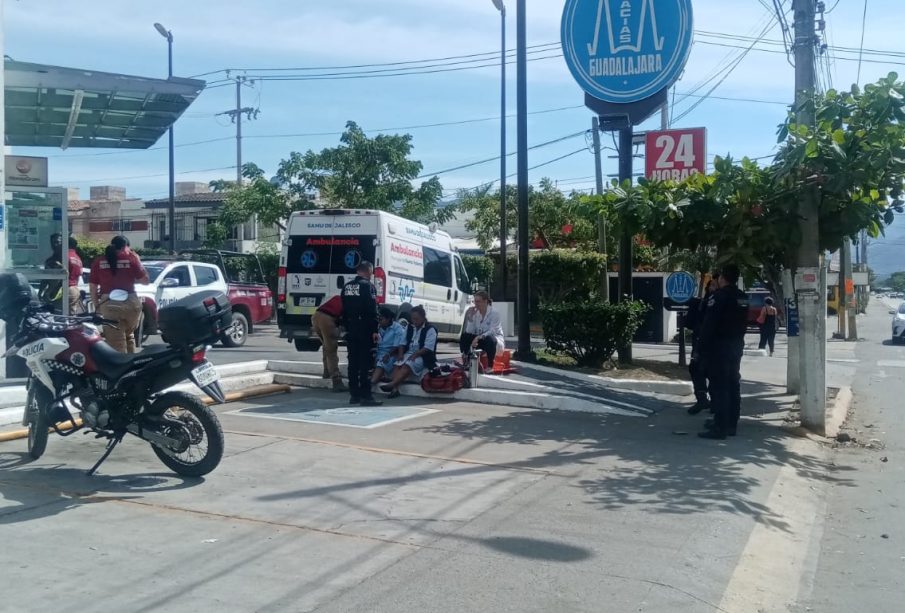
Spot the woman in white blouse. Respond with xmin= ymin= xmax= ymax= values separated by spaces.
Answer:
xmin=460 ymin=290 xmax=505 ymax=368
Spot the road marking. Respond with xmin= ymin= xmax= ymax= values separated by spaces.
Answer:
xmin=221 ymin=428 xmax=557 ymax=476
xmin=877 ymin=360 xmax=905 ymax=368
xmin=827 ymin=358 xmax=860 ymax=364
xmin=228 ymin=405 xmax=439 ymax=429
xmin=719 ymin=436 xmax=831 ymax=611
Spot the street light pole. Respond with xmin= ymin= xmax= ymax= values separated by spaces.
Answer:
xmin=155 ymin=22 xmax=176 ymax=254
xmin=492 ymin=0 xmax=508 ymax=301
xmin=514 ymin=0 xmax=532 ymax=361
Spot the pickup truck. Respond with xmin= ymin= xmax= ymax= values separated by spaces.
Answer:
xmin=78 ymin=252 xmax=272 ymax=348
xmin=177 ymin=250 xmax=273 ymax=346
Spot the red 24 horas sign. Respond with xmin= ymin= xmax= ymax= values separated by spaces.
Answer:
xmin=645 ymin=128 xmax=707 ymax=181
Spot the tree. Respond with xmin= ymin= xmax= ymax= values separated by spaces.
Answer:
xmin=456 ymin=178 xmax=597 ymax=251
xmin=886 ymin=272 xmax=905 ymax=292
xmin=581 ymin=74 xmax=905 ymax=299
xmin=206 ymin=121 xmax=451 ymax=246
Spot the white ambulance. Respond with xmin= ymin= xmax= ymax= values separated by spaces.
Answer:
xmin=278 ymin=209 xmax=473 ymax=350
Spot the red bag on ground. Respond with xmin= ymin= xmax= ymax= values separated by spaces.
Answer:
xmin=421 ymin=368 xmax=467 ymax=394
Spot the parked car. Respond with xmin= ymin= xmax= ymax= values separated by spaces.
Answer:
xmin=134 ymin=260 xmax=230 ymax=345
xmin=178 ymin=250 xmax=274 ymax=347
xmin=891 ymin=303 xmax=905 ymax=344
xmin=746 ymin=291 xmax=783 ymax=329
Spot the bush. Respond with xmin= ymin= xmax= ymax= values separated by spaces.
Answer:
xmin=256 ymin=250 xmax=280 ymax=298
xmin=540 ymin=300 xmax=649 ymax=367
xmin=74 ymin=236 xmax=169 ymax=267
xmin=531 ymin=250 xmax=606 ymax=306
xmin=463 ymin=255 xmax=495 ymax=289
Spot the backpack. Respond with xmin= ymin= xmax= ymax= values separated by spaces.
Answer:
xmin=405 ymin=323 xmax=438 ymax=368
xmin=421 ymin=367 xmax=467 ymax=394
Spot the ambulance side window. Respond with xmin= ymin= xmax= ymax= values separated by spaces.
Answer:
xmin=423 ymin=247 xmax=452 ymax=287
xmin=454 ymin=256 xmax=472 ymax=294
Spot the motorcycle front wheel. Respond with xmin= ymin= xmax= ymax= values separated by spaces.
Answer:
xmin=25 ymin=383 xmax=51 ymax=460
xmin=148 ymin=392 xmax=224 ymax=477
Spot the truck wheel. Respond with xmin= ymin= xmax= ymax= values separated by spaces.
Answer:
xmin=222 ymin=312 xmax=248 ymax=348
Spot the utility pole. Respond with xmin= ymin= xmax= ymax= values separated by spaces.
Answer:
xmin=837 ymin=241 xmax=849 ymax=339
xmin=844 ymin=237 xmax=858 ymax=339
xmin=514 ymin=0 xmax=533 ymax=361
xmin=617 ymin=126 xmax=634 ymax=363
xmin=592 ymin=117 xmax=609 ymax=302
xmin=217 ymin=76 xmax=259 ymax=245
xmin=793 ymin=0 xmax=826 ymax=433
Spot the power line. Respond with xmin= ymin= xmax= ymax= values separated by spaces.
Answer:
xmin=56 ymin=166 xmax=235 ymax=184
xmin=857 ymin=0 xmax=869 ymax=84
xmin=419 ymin=131 xmax=587 ymax=178
xmin=190 ymin=42 xmax=561 ymax=78
xmin=672 ymin=19 xmax=780 ymax=125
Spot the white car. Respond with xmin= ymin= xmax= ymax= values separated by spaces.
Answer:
xmin=892 ymin=303 xmax=905 ymax=344
xmin=135 ymin=260 xmax=229 ymax=340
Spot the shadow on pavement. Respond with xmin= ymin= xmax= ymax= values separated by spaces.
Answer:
xmin=413 ymin=401 xmax=855 ymax=532
xmin=0 ymin=466 xmax=204 ymax=525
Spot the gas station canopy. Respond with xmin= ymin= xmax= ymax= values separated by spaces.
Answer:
xmin=3 ymin=60 xmax=205 ymax=150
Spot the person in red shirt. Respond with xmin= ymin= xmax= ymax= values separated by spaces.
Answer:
xmin=67 ymin=236 xmax=84 ymax=315
xmin=89 ymin=235 xmax=149 ymax=353
xmin=312 ymin=294 xmax=346 ymax=392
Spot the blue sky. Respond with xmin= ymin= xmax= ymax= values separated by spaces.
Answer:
xmin=5 ymin=0 xmax=905 ymax=267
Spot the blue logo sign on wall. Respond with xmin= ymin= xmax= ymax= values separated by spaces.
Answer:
xmin=666 ymin=271 xmax=696 ymax=304
xmin=561 ymin=0 xmax=694 ymax=104
xmin=300 ymin=250 xmax=318 ymax=269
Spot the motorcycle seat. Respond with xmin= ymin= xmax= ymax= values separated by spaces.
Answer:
xmin=91 ymin=343 xmax=173 ymax=378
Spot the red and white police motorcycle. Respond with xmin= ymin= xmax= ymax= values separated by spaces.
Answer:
xmin=0 ymin=273 xmax=228 ymax=477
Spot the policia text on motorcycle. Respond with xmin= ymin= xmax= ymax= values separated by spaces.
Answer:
xmin=340 ymin=261 xmax=383 ymax=406
xmin=696 ymin=265 xmax=749 ymax=440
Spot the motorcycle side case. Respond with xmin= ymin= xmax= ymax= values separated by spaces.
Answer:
xmin=158 ymin=291 xmax=232 ymax=346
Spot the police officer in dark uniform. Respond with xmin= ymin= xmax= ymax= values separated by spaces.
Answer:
xmin=341 ymin=261 xmax=382 ymax=406
xmin=685 ymin=273 xmax=719 ymax=415
xmin=697 ymin=264 xmax=749 ymax=439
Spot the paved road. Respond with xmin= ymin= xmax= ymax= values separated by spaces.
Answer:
xmin=1 ymin=353 xmax=831 ymax=612
xmin=793 ymin=302 xmax=905 ymax=613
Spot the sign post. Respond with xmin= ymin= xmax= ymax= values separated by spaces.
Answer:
xmin=665 ymin=271 xmax=696 ymax=366
xmin=562 ymin=0 xmax=694 ymax=363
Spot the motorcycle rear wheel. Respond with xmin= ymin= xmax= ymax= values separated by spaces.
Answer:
xmin=149 ymin=392 xmax=224 ymax=477
xmin=26 ymin=384 xmax=51 ymax=460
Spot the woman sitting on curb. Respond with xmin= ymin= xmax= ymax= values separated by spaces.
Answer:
xmin=381 ymin=306 xmax=437 ymax=399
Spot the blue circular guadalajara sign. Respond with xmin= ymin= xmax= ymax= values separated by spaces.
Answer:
xmin=666 ymin=271 xmax=697 ymax=304
xmin=561 ymin=0 xmax=694 ymax=104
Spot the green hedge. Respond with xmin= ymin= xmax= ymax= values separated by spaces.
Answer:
xmin=73 ymin=236 xmax=167 ymax=267
xmin=531 ymin=250 xmax=606 ymax=306
xmin=540 ymin=300 xmax=649 ymax=367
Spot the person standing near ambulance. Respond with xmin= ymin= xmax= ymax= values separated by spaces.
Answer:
xmin=312 ymin=293 xmax=347 ymax=392
xmin=89 ymin=235 xmax=149 ymax=353
xmin=341 ymin=261 xmax=382 ymax=406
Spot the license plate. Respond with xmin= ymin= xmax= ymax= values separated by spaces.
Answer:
xmin=191 ymin=362 xmax=220 ymax=387
xmin=298 ymin=297 xmax=316 ymax=307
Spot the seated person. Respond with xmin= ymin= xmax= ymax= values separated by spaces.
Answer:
xmin=381 ymin=305 xmax=437 ymax=399
xmin=459 ymin=290 xmax=505 ymax=369
xmin=371 ymin=307 xmax=407 ymax=387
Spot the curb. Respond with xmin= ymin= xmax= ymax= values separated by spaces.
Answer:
xmin=0 ymin=384 xmax=292 ymax=444
xmin=825 ymin=385 xmax=852 ymax=439
xmin=511 ymin=360 xmax=694 ymax=397
xmin=270 ymin=371 xmax=650 ymax=418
